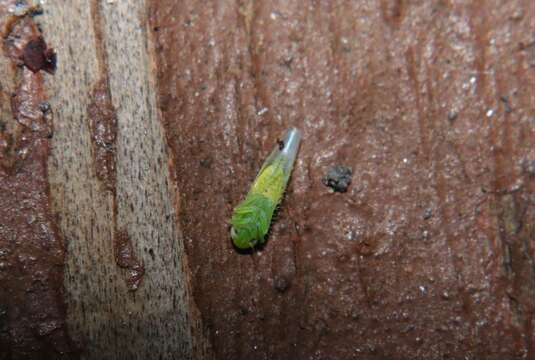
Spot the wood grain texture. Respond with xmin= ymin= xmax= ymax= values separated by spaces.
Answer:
xmin=37 ymin=1 xmax=207 ymax=359
xmin=150 ymin=0 xmax=535 ymax=359
xmin=3 ymin=0 xmax=534 ymax=359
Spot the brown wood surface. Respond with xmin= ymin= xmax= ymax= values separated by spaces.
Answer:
xmin=1 ymin=0 xmax=534 ymax=359
xmin=150 ymin=0 xmax=535 ymax=359
xmin=39 ymin=1 xmax=207 ymax=359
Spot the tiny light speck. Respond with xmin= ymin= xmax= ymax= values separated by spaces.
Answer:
xmin=257 ymin=107 xmax=269 ymax=116
xmin=486 ymin=109 xmax=494 ymax=117
xmin=470 ymin=76 xmax=477 ymax=84
xmin=403 ymin=158 xmax=408 ymax=164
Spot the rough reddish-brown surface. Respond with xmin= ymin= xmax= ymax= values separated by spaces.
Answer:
xmin=113 ymin=229 xmax=145 ymax=291
xmin=87 ymin=79 xmax=117 ymax=191
xmin=0 ymin=2 xmax=76 ymax=359
xmin=151 ymin=0 xmax=535 ymax=359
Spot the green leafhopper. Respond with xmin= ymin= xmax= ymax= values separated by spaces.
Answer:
xmin=230 ymin=128 xmax=301 ymax=249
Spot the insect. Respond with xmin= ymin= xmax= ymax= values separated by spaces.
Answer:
xmin=230 ymin=127 xmax=301 ymax=249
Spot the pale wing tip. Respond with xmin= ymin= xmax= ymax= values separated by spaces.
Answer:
xmin=281 ymin=127 xmax=301 ymax=160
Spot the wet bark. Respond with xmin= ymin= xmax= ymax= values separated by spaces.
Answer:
xmin=2 ymin=0 xmax=204 ymax=359
xmin=1 ymin=0 xmax=535 ymax=359
xmin=150 ymin=0 xmax=535 ymax=359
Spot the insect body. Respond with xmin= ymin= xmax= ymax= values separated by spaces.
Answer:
xmin=231 ymin=128 xmax=301 ymax=249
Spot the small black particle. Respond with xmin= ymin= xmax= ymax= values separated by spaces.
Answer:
xmin=199 ymin=158 xmax=212 ymax=168
xmin=277 ymin=139 xmax=284 ymax=151
xmin=30 ymin=5 xmax=44 ymax=16
xmin=500 ymin=96 xmax=513 ymax=114
xmin=322 ymin=165 xmax=352 ymax=193
xmin=43 ymin=48 xmax=57 ymax=74
xmin=39 ymin=102 xmax=51 ymax=113
xmin=447 ymin=111 xmax=458 ymax=122
xmin=239 ymin=305 xmax=249 ymax=315
xmin=274 ymin=276 xmax=289 ymax=293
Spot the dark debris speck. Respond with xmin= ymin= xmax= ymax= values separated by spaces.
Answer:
xmin=423 ymin=208 xmax=433 ymax=220
xmin=199 ymin=157 xmax=212 ymax=168
xmin=500 ymin=96 xmax=513 ymax=114
xmin=22 ymin=37 xmax=56 ymax=74
xmin=524 ymin=158 xmax=535 ymax=177
xmin=447 ymin=111 xmax=458 ymax=122
xmin=322 ymin=165 xmax=352 ymax=193
xmin=274 ymin=276 xmax=290 ymax=293
xmin=39 ymin=102 xmax=51 ymax=113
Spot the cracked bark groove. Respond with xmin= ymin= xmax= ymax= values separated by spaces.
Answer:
xmin=1 ymin=0 xmax=535 ymax=359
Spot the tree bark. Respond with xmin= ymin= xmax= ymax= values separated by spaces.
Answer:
xmin=1 ymin=0 xmax=534 ymax=359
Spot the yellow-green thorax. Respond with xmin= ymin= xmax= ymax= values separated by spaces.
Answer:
xmin=250 ymin=159 xmax=286 ymax=205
